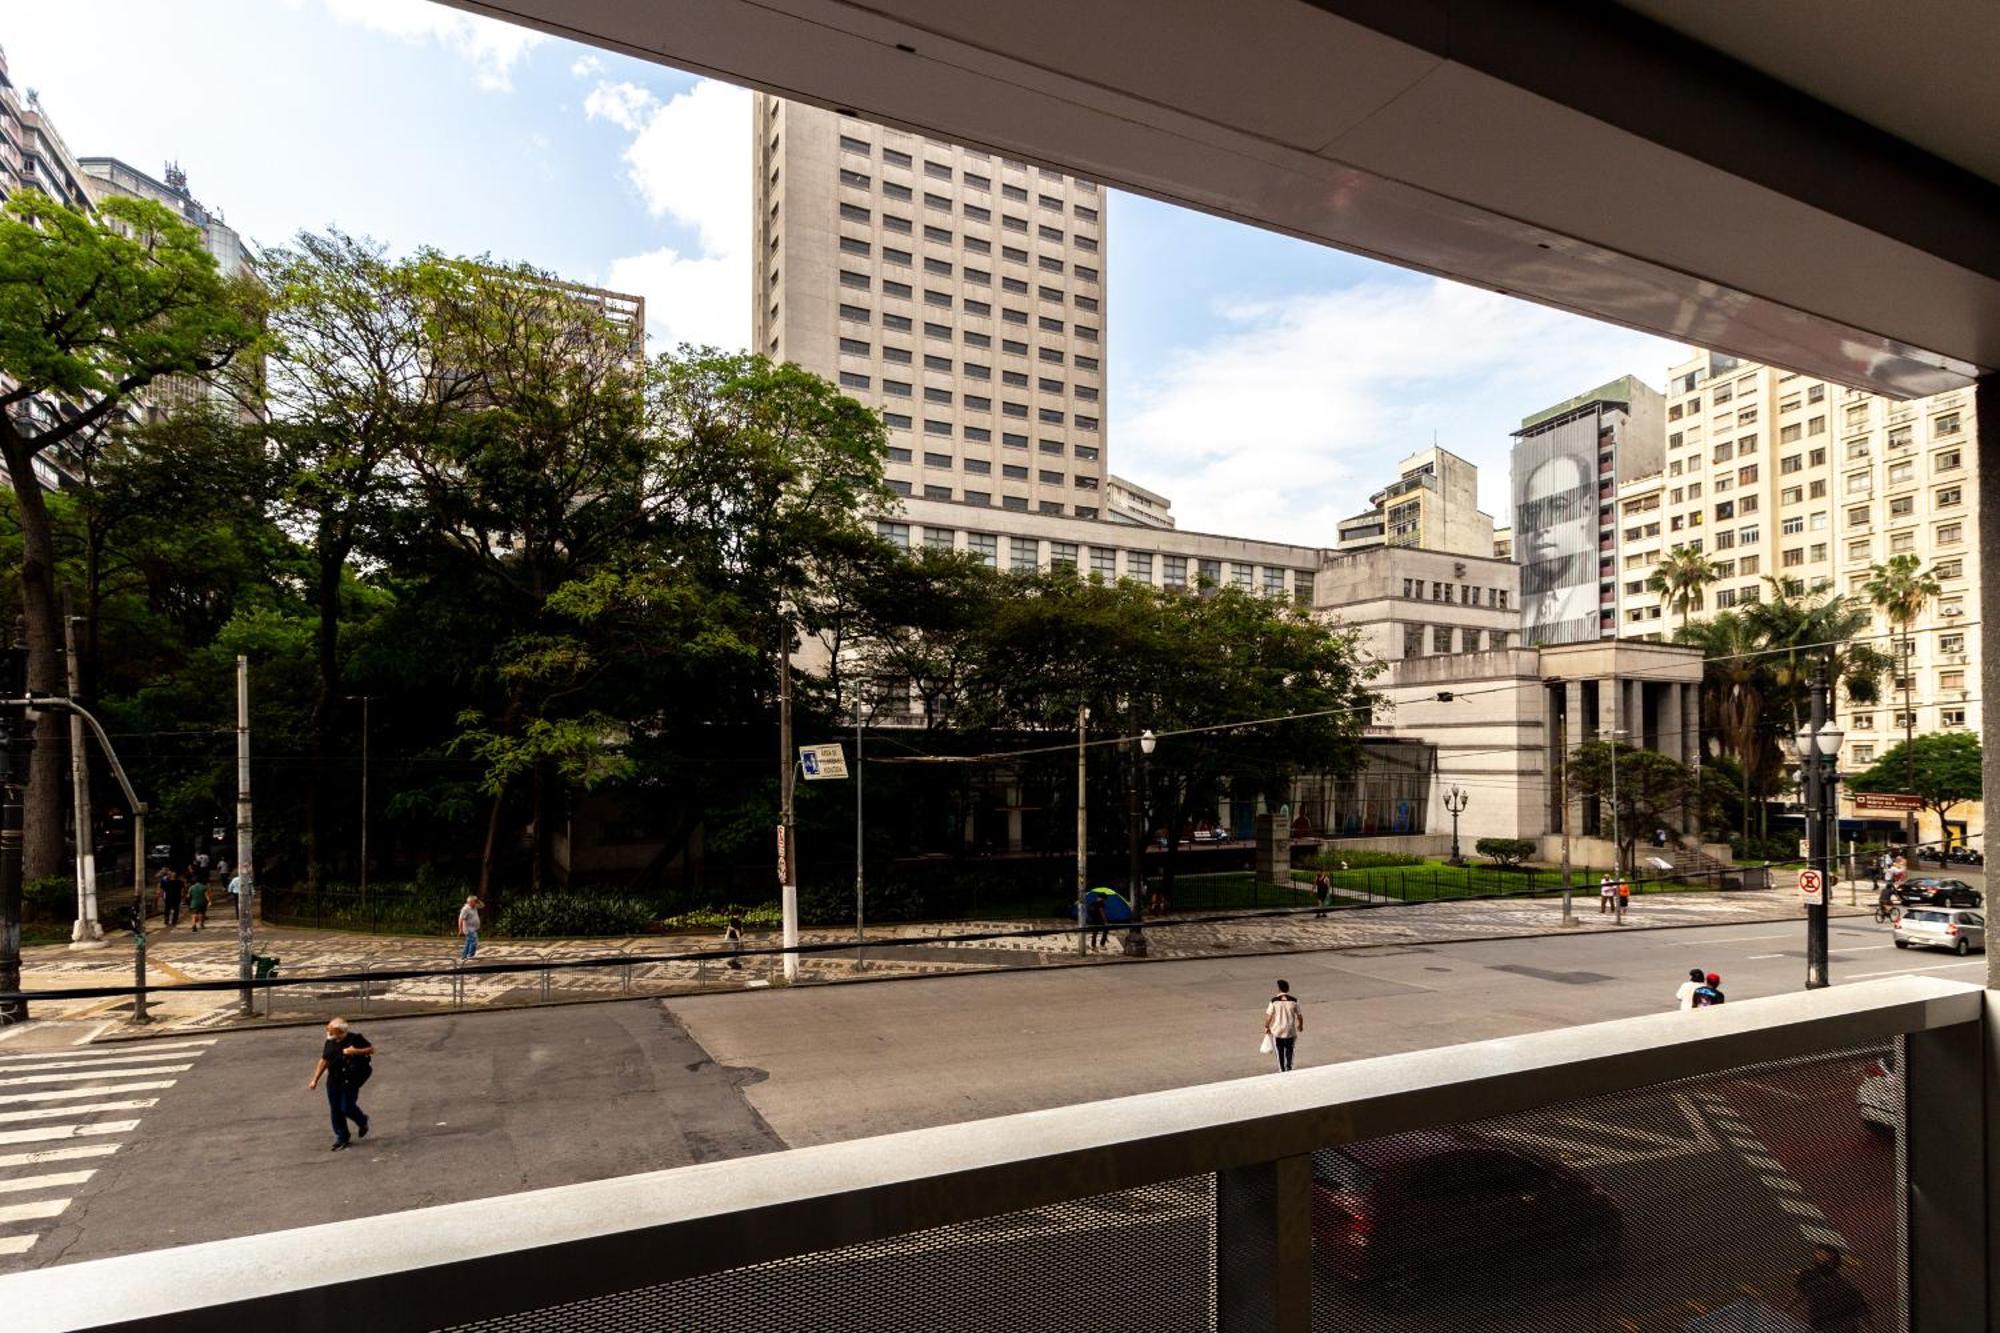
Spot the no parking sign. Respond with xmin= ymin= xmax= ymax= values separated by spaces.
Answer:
xmin=1798 ymin=867 xmax=1825 ymax=904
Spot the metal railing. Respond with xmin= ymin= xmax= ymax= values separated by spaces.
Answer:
xmin=6 ymin=975 xmax=1989 ymax=1331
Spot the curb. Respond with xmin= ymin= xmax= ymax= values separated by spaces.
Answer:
xmin=74 ymin=895 xmax=1870 ymax=1041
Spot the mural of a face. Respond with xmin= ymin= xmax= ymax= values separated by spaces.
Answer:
xmin=1514 ymin=421 xmax=1600 ymax=643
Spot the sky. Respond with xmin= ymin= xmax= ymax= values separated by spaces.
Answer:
xmin=4 ymin=0 xmax=1689 ymax=543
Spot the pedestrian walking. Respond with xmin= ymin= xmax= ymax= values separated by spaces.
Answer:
xmin=1616 ymin=877 xmax=1632 ymax=922
xmin=227 ymin=871 xmax=244 ymax=919
xmin=456 ymin=894 xmax=483 ymax=961
xmin=1312 ymin=870 xmax=1332 ymax=918
xmin=1786 ymin=1244 xmax=1872 ymax=1332
xmin=1675 ymin=966 xmax=1705 ymax=1010
xmin=1086 ymin=891 xmax=1110 ymax=952
xmin=188 ymin=876 xmax=208 ymax=931
xmin=160 ymin=867 xmax=182 ymax=928
xmin=1263 ymin=980 xmax=1303 ymax=1072
xmin=724 ymin=908 xmax=744 ymax=970
xmin=1598 ymin=873 xmax=1615 ymax=915
xmin=306 ymin=1016 xmax=375 ymax=1151
xmin=1654 ymin=827 xmax=1668 ymax=849
xmin=1692 ymin=972 xmax=1726 ymax=1007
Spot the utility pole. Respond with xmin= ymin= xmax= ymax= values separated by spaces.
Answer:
xmin=236 ymin=655 xmax=255 ymax=1015
xmin=854 ymin=706 xmax=865 ymax=946
xmin=1902 ymin=628 xmax=1917 ymax=863
xmin=62 ymin=594 xmax=102 ymax=948
xmin=1559 ymin=719 xmax=1576 ymax=928
xmin=1802 ymin=666 xmax=1838 ymax=990
xmin=777 ymin=633 xmax=798 ymax=983
xmin=1075 ymin=704 xmax=1088 ymax=956
xmin=0 ymin=624 xmax=31 ymax=1024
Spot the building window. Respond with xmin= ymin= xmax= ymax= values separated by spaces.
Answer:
xmin=1162 ymin=556 xmax=1187 ymax=589
xmin=1198 ymin=558 xmax=1222 ymax=589
xmin=1432 ymin=625 xmax=1453 ymax=654
xmin=923 ymin=526 xmax=954 ymax=550
xmin=838 ymin=371 xmax=870 ymax=389
xmin=1938 ymin=522 xmax=1964 ymax=545
xmin=1128 ymin=551 xmax=1154 ymax=582
xmin=1264 ymin=568 xmax=1285 ymax=597
xmin=1049 ymin=542 xmax=1077 ymax=568
xmin=1010 ymin=537 xmax=1037 ymax=570
xmin=1090 ymin=547 xmax=1115 ymax=581
xmin=877 ymin=522 xmax=909 ymax=549
xmin=1936 ymin=486 xmax=1963 ymax=508
xmin=1934 ymin=412 xmax=1961 ymax=436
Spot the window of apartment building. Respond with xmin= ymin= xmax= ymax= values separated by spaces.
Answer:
xmin=1038 ymin=469 xmax=1064 ymax=485
xmin=1403 ymin=623 xmax=1426 ymax=657
xmin=1714 ymin=500 xmax=1735 ymax=521
xmin=923 ymin=421 xmax=952 ymax=439
xmin=1845 ymin=538 xmax=1870 ymax=562
xmin=1781 ymin=547 xmax=1806 ymax=568
xmin=1934 ymin=412 xmax=1962 ymax=436
xmin=923 ymin=258 xmax=953 ymax=277
xmin=1715 ymin=589 xmax=1737 ymax=608
xmin=1075 ymin=325 xmax=1099 ymax=341
xmin=1737 ymin=465 xmax=1759 ymax=485
xmin=1808 ymin=511 xmax=1827 ymax=531
xmin=1941 ymin=708 xmax=1968 ymax=728
xmin=1711 ymin=383 xmax=1734 ymax=406
xmin=1738 ymin=407 xmax=1758 ymax=425
xmin=1939 ymin=522 xmax=1964 ymax=545
xmin=1432 ymin=625 xmax=1454 ymax=654
xmin=1780 ymin=454 xmax=1803 ymax=474
xmin=1087 ymin=547 xmax=1115 ymax=581
xmin=1037 ymin=439 xmax=1063 ymax=456
xmin=1128 ymin=551 xmax=1154 ymax=582
xmin=1890 ymin=531 xmax=1915 ymax=553
xmin=1230 ymin=564 xmax=1253 ymax=590
xmin=1734 ymin=553 xmax=1759 ymax=575
xmin=1003 ymin=214 xmax=1028 ymax=233
xmin=838 ymin=303 xmax=870 ymax=323
xmin=1001 ymin=308 xmax=1028 ymax=326
xmin=1780 ymin=424 xmax=1802 ymax=445
xmin=1941 ymin=633 xmax=1966 ymax=655
xmin=1003 ymin=401 xmax=1029 ymax=417
xmin=883 ymin=183 xmax=915 ymax=205
xmin=1852 ymin=745 xmax=1875 ymax=765
xmin=838 ymin=371 xmax=871 ymax=390
xmin=882 ymin=214 xmax=913 ymax=235
xmin=1939 ymin=669 xmax=1967 ymax=692
xmin=1937 ymin=485 xmax=1964 ymax=508
xmin=1889 ymin=425 xmax=1913 ymax=449
xmin=1807 ymin=479 xmax=1826 ymax=498
xmin=1008 ymin=536 xmax=1038 ymax=570
xmin=882 ymin=379 xmax=913 ymax=398
xmin=1782 ymin=516 xmax=1804 ymax=535
xmin=1163 ymin=555 xmax=1188 ymax=589
xmin=1003 ymin=371 xmax=1030 ymax=389
xmin=1846 ymin=402 xmax=1869 ymax=427
xmin=883 ymin=280 xmax=914 ymax=299
xmin=1888 ymin=495 xmax=1915 ymax=518
xmin=1934 ymin=558 xmax=1963 ymax=580
xmin=1808 ymin=417 xmax=1827 ymax=438
xmin=1001 ymin=495 xmax=1029 ymax=512
xmin=922 ymin=353 xmax=951 ymax=371
xmin=964 ymin=172 xmax=991 ymax=192
xmin=882 ymin=347 xmax=913 ymax=365
xmin=1047 ymin=542 xmax=1077 ymax=568
xmin=1933 ymin=447 xmax=1963 ymax=474
xmin=964 ymin=457 xmax=991 ymax=474
xmin=881 ymin=147 xmax=912 ymax=167
xmin=1264 ymin=568 xmax=1285 ymax=597
xmin=1808 ymin=384 xmax=1825 ymax=403
xmin=1002 ymin=463 xmax=1029 ymax=480
xmin=963 ymin=203 xmax=992 ymax=223
xmin=1037 ymin=284 xmax=1064 ymax=304
xmin=1739 ymin=523 xmax=1760 ymax=544
xmin=1780 ymin=486 xmax=1803 ymax=506
xmin=1002 ymin=183 xmax=1027 ymax=201
xmin=1890 ymin=461 xmax=1917 ymax=485
xmin=1001 ymin=433 xmax=1028 ymax=450
xmin=1668 ymin=403 xmax=1684 ymax=422
xmin=839 ymin=269 xmax=871 ymax=290
xmin=1038 ymin=408 xmax=1064 ymax=425
xmin=1495 ymin=589 xmax=1510 ymax=610
xmin=1198 ymin=558 xmax=1222 ymax=588
xmin=1852 ymin=712 xmax=1876 ymax=731
xmin=922 ymin=451 xmax=952 ymax=469
xmin=877 ymin=521 xmax=909 ymax=549
xmin=1808 ymin=543 xmax=1827 ymax=563
xmin=1712 ymin=444 xmax=1732 ymax=465
xmin=1846 ymin=438 xmax=1872 ymax=461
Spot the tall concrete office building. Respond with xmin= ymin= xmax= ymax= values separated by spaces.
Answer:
xmin=752 ymin=96 xmax=1108 ymax=519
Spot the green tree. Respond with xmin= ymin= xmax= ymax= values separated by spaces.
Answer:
xmin=0 ymin=192 xmax=261 ymax=875
xmin=1676 ymin=611 xmax=1778 ymax=843
xmin=1567 ymin=740 xmax=1698 ymax=876
xmin=1849 ymin=732 xmax=1981 ymax=850
xmin=1645 ymin=545 xmax=1716 ymax=636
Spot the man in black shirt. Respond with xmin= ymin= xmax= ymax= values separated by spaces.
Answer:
xmin=306 ymin=1016 xmax=375 ymax=1151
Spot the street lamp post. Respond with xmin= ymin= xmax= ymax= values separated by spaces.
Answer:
xmin=1442 ymin=785 xmax=1468 ymax=865
xmin=854 ymin=701 xmax=868 ymax=946
xmin=1603 ymin=727 xmax=1629 ymax=879
xmin=1127 ymin=729 xmax=1155 ymax=957
xmin=1797 ymin=668 xmax=1846 ymax=990
xmin=1074 ymin=705 xmax=1089 ymax=957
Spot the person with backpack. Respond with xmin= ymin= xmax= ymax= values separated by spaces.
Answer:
xmin=1692 ymin=972 xmax=1726 ymax=1008
xmin=1263 ymin=980 xmax=1304 ymax=1072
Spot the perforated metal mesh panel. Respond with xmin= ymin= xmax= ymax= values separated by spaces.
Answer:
xmin=437 ymin=1045 xmax=1902 ymax=1333
xmin=1311 ymin=1042 xmax=1903 ymax=1332
xmin=438 ymin=1175 xmax=1216 ymax=1332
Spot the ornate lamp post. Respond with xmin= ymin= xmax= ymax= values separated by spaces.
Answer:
xmin=1443 ymin=785 xmax=1469 ymax=865
xmin=1127 ymin=728 xmax=1155 ymax=956
xmin=1796 ymin=667 xmax=1846 ymax=990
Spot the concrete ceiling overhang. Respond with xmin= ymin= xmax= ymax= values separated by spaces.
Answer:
xmin=443 ymin=0 xmax=2000 ymax=395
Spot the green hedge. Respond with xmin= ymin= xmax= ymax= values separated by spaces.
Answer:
xmin=1302 ymin=849 xmax=1425 ymax=871
xmin=494 ymin=893 xmax=655 ymax=938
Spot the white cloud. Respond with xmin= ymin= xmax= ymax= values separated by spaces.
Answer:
xmin=1115 ymin=278 xmax=1686 ymax=544
xmin=323 ymin=0 xmax=543 ymax=91
xmin=570 ymin=54 xmax=603 ymax=78
xmin=588 ymin=79 xmax=751 ymax=352
xmin=583 ymin=80 xmax=657 ymax=133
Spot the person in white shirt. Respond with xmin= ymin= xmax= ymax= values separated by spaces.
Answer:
xmin=1263 ymin=980 xmax=1304 ymax=1072
xmin=1675 ymin=967 xmax=1705 ymax=1011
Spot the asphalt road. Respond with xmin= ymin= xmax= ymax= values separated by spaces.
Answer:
xmin=0 ymin=909 xmax=1964 ymax=1290
xmin=669 ymin=911 xmax=1965 ymax=1144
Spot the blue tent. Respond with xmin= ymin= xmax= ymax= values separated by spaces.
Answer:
xmin=1085 ymin=886 xmax=1133 ymax=922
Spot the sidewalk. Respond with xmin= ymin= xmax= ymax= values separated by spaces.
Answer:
xmin=4 ymin=888 xmax=1857 ymax=1035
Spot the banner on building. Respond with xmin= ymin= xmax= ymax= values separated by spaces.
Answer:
xmin=1512 ymin=411 xmax=1601 ymax=647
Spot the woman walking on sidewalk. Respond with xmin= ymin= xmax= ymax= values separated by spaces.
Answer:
xmin=307 ymin=1016 xmax=375 ymax=1151
xmin=187 ymin=874 xmax=208 ymax=931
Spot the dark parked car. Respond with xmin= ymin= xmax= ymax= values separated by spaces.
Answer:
xmin=1894 ymin=877 xmax=1983 ymax=909
xmin=1311 ymin=1130 xmax=1621 ymax=1283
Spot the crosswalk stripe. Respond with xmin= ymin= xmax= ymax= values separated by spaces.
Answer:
xmin=0 ymin=1119 xmax=138 ymax=1147
xmin=0 ymin=1144 xmax=120 ymax=1169
xmin=0 ymin=1051 xmax=210 ymax=1074
xmin=0 ymin=1197 xmax=70 ymax=1224
xmin=0 ymin=1099 xmax=157 ymax=1124
xmin=0 ymin=1080 xmax=177 ymax=1105
xmin=0 ymin=1235 xmax=38 ymax=1255
xmin=0 ymin=1065 xmax=191 ymax=1086
xmin=0 ymin=1040 xmax=214 ymax=1063
xmin=0 ymin=1170 xmax=94 ymax=1195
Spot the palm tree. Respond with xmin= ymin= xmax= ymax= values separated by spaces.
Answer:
xmin=1675 ymin=612 xmax=1771 ymax=845
xmin=1645 ymin=545 xmax=1717 ymax=636
xmin=1862 ymin=555 xmax=1942 ymax=854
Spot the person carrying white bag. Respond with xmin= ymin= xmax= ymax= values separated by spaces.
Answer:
xmin=1262 ymin=980 xmax=1303 ymax=1072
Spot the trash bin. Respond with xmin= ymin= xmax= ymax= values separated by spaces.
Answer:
xmin=252 ymin=954 xmax=280 ymax=980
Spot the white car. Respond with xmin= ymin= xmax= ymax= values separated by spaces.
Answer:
xmin=1892 ymin=906 xmax=1986 ymax=956
xmin=1857 ymin=1051 xmax=1898 ymax=1135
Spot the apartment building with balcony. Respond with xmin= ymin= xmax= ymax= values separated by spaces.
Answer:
xmin=1508 ymin=374 xmax=1666 ymax=647
xmin=1334 ymin=446 xmax=1493 ymax=556
xmin=1102 ymin=473 xmax=1175 ymax=529
xmin=1619 ymin=350 xmax=1981 ymax=843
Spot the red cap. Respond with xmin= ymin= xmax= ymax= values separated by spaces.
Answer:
xmin=1706 ymin=973 xmax=1721 ymax=986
